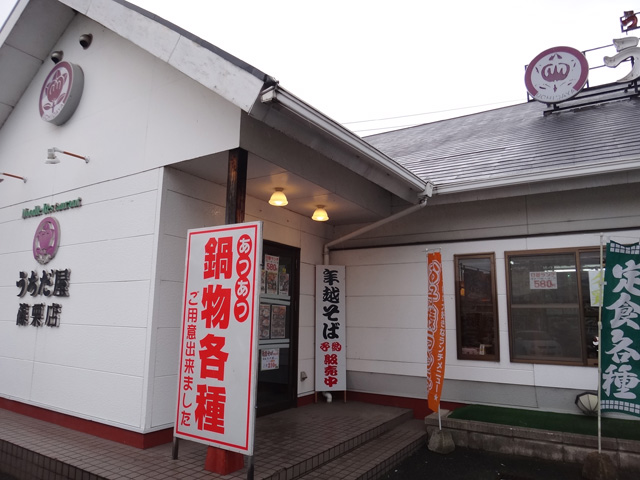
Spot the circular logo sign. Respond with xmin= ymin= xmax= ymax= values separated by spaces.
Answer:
xmin=524 ymin=46 xmax=589 ymax=103
xmin=39 ymin=61 xmax=85 ymax=125
xmin=33 ymin=217 xmax=60 ymax=265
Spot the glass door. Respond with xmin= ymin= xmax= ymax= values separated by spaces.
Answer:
xmin=257 ymin=241 xmax=299 ymax=416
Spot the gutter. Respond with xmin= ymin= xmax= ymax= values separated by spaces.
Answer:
xmin=259 ymin=85 xmax=430 ymax=198
xmin=323 ymin=196 xmax=429 ymax=265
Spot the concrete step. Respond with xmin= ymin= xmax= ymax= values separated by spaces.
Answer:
xmin=295 ymin=419 xmax=426 ymax=480
xmin=259 ymin=408 xmax=416 ymax=480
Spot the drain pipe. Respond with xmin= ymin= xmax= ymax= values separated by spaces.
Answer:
xmin=319 ymin=196 xmax=429 ymax=404
xmin=323 ymin=196 xmax=429 ymax=265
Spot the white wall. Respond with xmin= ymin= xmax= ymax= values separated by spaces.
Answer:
xmin=0 ymin=169 xmax=161 ymax=429
xmin=0 ymin=14 xmax=241 ymax=206
xmin=331 ymin=229 xmax=640 ymax=413
xmin=146 ymin=167 xmax=330 ymax=430
xmin=0 ymin=14 xmax=244 ymax=431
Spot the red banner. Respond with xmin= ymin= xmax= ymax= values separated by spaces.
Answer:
xmin=427 ymin=251 xmax=446 ymax=413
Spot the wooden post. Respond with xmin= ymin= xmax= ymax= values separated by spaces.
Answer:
xmin=226 ymin=147 xmax=248 ymax=225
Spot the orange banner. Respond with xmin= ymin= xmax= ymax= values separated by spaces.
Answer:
xmin=427 ymin=251 xmax=446 ymax=413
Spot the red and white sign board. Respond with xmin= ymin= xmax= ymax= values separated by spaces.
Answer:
xmin=315 ymin=265 xmax=346 ymax=391
xmin=529 ymin=271 xmax=558 ymax=290
xmin=175 ymin=222 xmax=262 ymax=455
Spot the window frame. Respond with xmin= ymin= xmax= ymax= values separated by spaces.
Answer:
xmin=505 ymin=246 xmax=601 ymax=366
xmin=454 ymin=253 xmax=500 ymax=362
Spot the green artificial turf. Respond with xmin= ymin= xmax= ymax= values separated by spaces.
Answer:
xmin=448 ymin=405 xmax=640 ymax=441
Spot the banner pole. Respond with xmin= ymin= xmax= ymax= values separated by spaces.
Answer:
xmin=597 ymin=234 xmax=604 ymax=454
xmin=438 ymin=405 xmax=442 ymax=431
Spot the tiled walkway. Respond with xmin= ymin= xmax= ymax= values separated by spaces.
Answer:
xmin=0 ymin=401 xmax=424 ymax=480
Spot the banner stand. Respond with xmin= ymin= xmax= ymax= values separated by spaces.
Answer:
xmin=597 ymin=233 xmax=603 ymax=455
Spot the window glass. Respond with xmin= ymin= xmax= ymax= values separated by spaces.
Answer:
xmin=455 ymin=254 xmax=499 ymax=361
xmin=579 ymin=251 xmax=602 ymax=365
xmin=507 ymin=248 xmax=602 ymax=365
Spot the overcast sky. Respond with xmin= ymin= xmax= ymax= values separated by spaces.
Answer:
xmin=2 ymin=1 xmax=638 ymax=134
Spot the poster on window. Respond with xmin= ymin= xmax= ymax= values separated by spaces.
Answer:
xmin=261 ymin=348 xmax=279 ymax=371
xmin=259 ymin=303 xmax=271 ymax=340
xmin=265 ymin=254 xmax=279 ymax=294
xmin=174 ymin=222 xmax=262 ymax=455
xmin=529 ymin=271 xmax=557 ymax=290
xmin=270 ymin=305 xmax=287 ymax=339
xmin=601 ymin=241 xmax=640 ymax=417
xmin=315 ymin=265 xmax=346 ymax=391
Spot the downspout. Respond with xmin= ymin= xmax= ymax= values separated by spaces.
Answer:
xmin=320 ymin=195 xmax=429 ymax=404
xmin=323 ymin=195 xmax=430 ymax=265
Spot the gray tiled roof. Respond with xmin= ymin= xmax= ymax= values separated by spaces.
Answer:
xmin=365 ymin=94 xmax=640 ymax=192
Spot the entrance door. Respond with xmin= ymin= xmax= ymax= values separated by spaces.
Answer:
xmin=256 ymin=241 xmax=299 ymax=416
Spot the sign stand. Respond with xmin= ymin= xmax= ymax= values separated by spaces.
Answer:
xmin=172 ymin=436 xmax=179 ymax=460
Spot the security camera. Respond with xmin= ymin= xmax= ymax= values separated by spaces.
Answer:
xmin=50 ymin=51 xmax=64 ymax=63
xmin=79 ymin=34 xmax=93 ymax=49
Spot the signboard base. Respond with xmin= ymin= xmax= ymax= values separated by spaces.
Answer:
xmin=204 ymin=446 xmax=244 ymax=475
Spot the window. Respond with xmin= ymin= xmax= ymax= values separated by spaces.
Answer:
xmin=506 ymin=248 xmax=602 ymax=365
xmin=455 ymin=254 xmax=500 ymax=361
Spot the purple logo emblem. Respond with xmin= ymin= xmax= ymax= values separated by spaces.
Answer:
xmin=33 ymin=217 xmax=60 ymax=265
xmin=524 ymin=46 xmax=589 ymax=103
xmin=39 ymin=61 xmax=84 ymax=125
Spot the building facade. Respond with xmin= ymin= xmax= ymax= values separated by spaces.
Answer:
xmin=1 ymin=0 xmax=639 ymax=448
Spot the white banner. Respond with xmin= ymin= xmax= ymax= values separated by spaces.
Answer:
xmin=315 ymin=265 xmax=346 ymax=391
xmin=174 ymin=222 xmax=262 ymax=455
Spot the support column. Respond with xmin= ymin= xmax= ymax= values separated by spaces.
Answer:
xmin=205 ymin=147 xmax=249 ymax=475
xmin=225 ymin=147 xmax=248 ymax=225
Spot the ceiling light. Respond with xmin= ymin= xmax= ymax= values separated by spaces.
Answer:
xmin=312 ymin=205 xmax=329 ymax=222
xmin=46 ymin=147 xmax=90 ymax=164
xmin=0 ymin=172 xmax=27 ymax=183
xmin=269 ymin=188 xmax=288 ymax=206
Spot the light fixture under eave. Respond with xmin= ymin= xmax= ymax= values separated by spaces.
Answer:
xmin=1 ymin=172 xmax=27 ymax=183
xmin=312 ymin=205 xmax=329 ymax=222
xmin=46 ymin=147 xmax=90 ymax=164
xmin=269 ymin=188 xmax=288 ymax=206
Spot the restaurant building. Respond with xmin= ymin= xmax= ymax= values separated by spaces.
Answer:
xmin=1 ymin=0 xmax=639 ymax=448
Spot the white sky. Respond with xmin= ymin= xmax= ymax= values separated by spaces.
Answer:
xmin=1 ymin=1 xmax=638 ymax=134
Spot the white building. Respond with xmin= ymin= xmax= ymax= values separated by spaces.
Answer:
xmin=1 ymin=0 xmax=639 ymax=448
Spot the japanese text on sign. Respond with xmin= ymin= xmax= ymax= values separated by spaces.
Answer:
xmin=315 ymin=265 xmax=346 ymax=391
xmin=427 ymin=251 xmax=446 ymax=413
xmin=15 ymin=268 xmax=70 ymax=327
xmin=529 ymin=271 xmax=557 ymax=290
xmin=601 ymin=242 xmax=640 ymax=417
xmin=175 ymin=222 xmax=262 ymax=455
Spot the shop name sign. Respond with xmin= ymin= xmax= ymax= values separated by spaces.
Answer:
xmin=22 ymin=198 xmax=82 ymax=219
xmin=525 ymin=30 xmax=640 ymax=103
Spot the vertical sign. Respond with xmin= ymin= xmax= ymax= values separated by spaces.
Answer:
xmin=315 ymin=265 xmax=346 ymax=391
xmin=427 ymin=250 xmax=446 ymax=413
xmin=601 ymin=241 xmax=640 ymax=417
xmin=175 ymin=222 xmax=262 ymax=454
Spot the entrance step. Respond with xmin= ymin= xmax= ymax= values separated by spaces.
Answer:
xmin=254 ymin=403 xmax=418 ymax=480
xmin=295 ymin=419 xmax=426 ymax=480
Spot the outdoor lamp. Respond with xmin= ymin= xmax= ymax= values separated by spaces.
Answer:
xmin=46 ymin=147 xmax=90 ymax=164
xmin=0 ymin=172 xmax=27 ymax=183
xmin=269 ymin=188 xmax=288 ymax=206
xmin=312 ymin=205 xmax=329 ymax=222
xmin=575 ymin=392 xmax=599 ymax=415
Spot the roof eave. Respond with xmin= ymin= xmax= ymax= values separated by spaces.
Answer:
xmin=254 ymin=85 xmax=430 ymax=203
